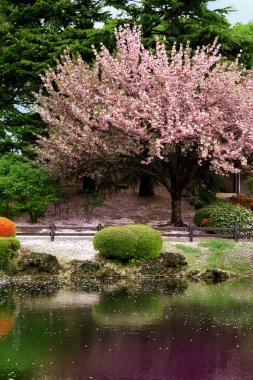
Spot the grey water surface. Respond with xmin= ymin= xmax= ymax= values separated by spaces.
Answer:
xmin=0 ymin=279 xmax=253 ymax=380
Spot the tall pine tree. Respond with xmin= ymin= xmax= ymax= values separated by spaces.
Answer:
xmin=107 ymin=0 xmax=245 ymax=55
xmin=0 ymin=0 xmax=111 ymax=155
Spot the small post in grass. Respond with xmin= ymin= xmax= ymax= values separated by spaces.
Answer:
xmin=234 ymin=226 xmax=239 ymax=242
xmin=50 ymin=223 xmax=56 ymax=241
xmin=189 ymin=225 xmax=194 ymax=242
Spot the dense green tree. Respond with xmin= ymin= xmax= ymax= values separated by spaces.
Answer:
xmin=0 ymin=154 xmax=62 ymax=222
xmin=107 ymin=0 xmax=240 ymax=51
xmin=0 ymin=0 xmax=111 ymax=155
xmin=231 ymin=22 xmax=253 ymax=68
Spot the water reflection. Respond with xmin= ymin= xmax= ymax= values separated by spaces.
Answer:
xmin=0 ymin=286 xmax=15 ymax=340
xmin=0 ymin=280 xmax=253 ymax=379
xmin=93 ymin=286 xmax=164 ymax=326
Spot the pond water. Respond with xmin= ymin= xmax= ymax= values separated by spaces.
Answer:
xmin=0 ymin=279 xmax=253 ymax=380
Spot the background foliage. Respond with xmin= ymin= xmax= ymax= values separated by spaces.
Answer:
xmin=0 ymin=154 xmax=62 ymax=222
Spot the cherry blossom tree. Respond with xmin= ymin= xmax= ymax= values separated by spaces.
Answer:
xmin=35 ymin=26 xmax=253 ymax=226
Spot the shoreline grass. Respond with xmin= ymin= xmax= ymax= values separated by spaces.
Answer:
xmin=165 ymin=238 xmax=253 ymax=277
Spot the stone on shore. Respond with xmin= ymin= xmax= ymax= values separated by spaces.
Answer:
xmin=138 ymin=251 xmax=187 ymax=277
xmin=17 ymin=252 xmax=60 ymax=275
xmin=200 ymin=268 xmax=230 ymax=283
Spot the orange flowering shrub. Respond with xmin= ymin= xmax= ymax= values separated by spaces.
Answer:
xmin=0 ymin=217 xmax=16 ymax=237
xmin=229 ymin=194 xmax=253 ymax=210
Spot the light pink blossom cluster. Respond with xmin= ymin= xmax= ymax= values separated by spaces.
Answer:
xmin=35 ymin=25 xmax=253 ymax=178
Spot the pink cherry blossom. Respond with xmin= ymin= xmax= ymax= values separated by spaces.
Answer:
xmin=35 ymin=26 xmax=253 ymax=225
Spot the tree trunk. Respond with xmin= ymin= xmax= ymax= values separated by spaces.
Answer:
xmin=138 ymin=174 xmax=155 ymax=197
xmin=170 ymin=188 xmax=184 ymax=226
xmin=82 ymin=176 xmax=95 ymax=192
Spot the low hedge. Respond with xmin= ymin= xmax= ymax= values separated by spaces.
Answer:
xmin=208 ymin=203 xmax=253 ymax=228
xmin=93 ymin=224 xmax=163 ymax=261
xmin=194 ymin=202 xmax=253 ymax=228
xmin=0 ymin=237 xmax=20 ymax=272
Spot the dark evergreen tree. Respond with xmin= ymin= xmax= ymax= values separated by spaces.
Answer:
xmin=230 ymin=21 xmax=253 ymax=68
xmin=108 ymin=1 xmax=245 ymax=56
xmin=0 ymin=0 xmax=111 ymax=155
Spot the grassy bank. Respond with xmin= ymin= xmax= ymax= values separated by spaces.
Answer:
xmin=164 ymin=238 xmax=253 ymax=277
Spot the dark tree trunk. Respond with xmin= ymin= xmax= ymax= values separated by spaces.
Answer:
xmin=82 ymin=176 xmax=96 ymax=192
xmin=138 ymin=174 xmax=155 ymax=197
xmin=170 ymin=193 xmax=184 ymax=227
xmin=170 ymin=182 xmax=184 ymax=226
xmin=167 ymin=146 xmax=197 ymax=226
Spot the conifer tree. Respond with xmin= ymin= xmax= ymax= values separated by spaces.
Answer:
xmin=108 ymin=1 xmax=245 ymax=56
xmin=0 ymin=0 xmax=110 ymax=155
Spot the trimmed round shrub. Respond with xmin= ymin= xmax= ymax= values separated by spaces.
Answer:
xmin=93 ymin=226 xmax=137 ymax=260
xmin=124 ymin=224 xmax=163 ymax=259
xmin=93 ymin=224 xmax=163 ymax=261
xmin=0 ymin=217 xmax=16 ymax=237
xmin=0 ymin=237 xmax=21 ymax=272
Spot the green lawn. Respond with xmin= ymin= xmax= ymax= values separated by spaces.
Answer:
xmin=164 ymin=238 xmax=253 ymax=276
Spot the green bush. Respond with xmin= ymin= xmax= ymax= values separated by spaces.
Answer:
xmin=190 ymin=190 xmax=216 ymax=209
xmin=124 ymin=224 xmax=163 ymax=259
xmin=194 ymin=202 xmax=253 ymax=228
xmin=0 ymin=237 xmax=21 ymax=272
xmin=93 ymin=226 xmax=137 ymax=260
xmin=189 ymin=170 xmax=228 ymax=209
xmin=82 ymin=190 xmax=105 ymax=222
xmin=0 ymin=154 xmax=62 ymax=223
xmin=0 ymin=200 xmax=15 ymax=219
xmin=193 ymin=204 xmax=217 ymax=226
xmin=208 ymin=203 xmax=253 ymax=228
xmin=93 ymin=224 xmax=163 ymax=261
